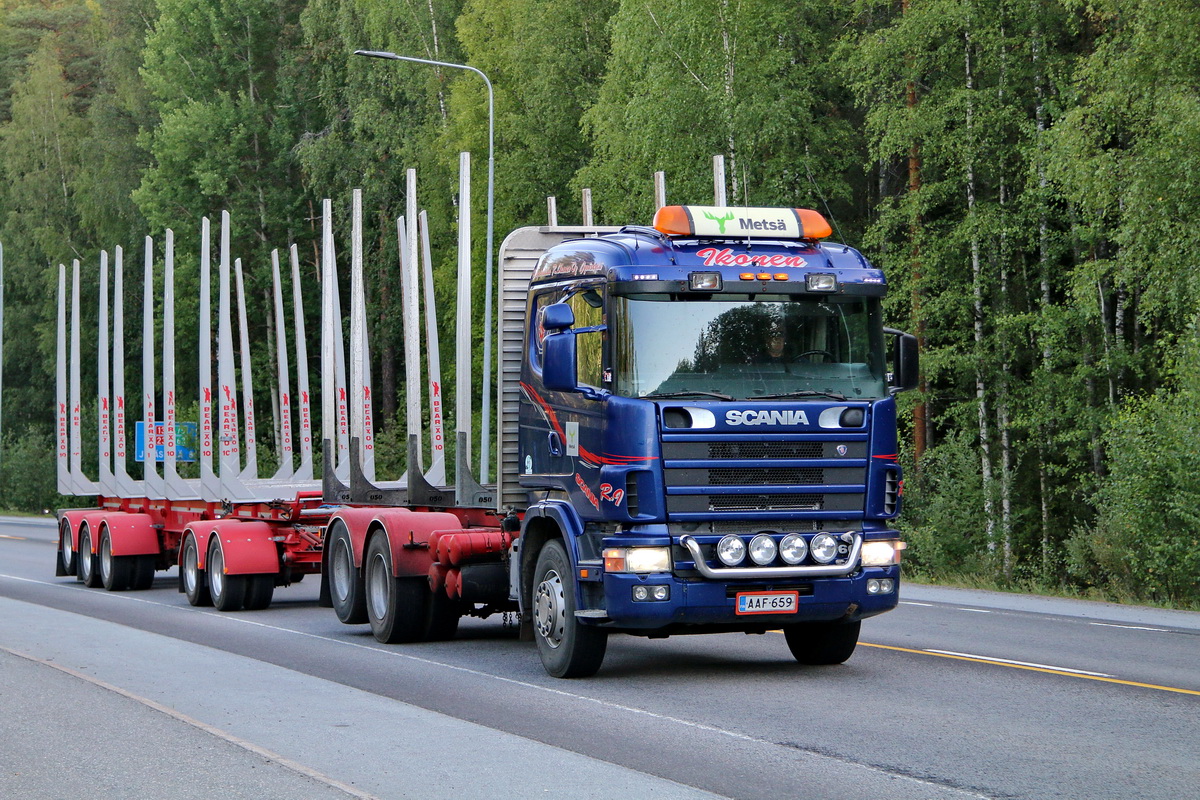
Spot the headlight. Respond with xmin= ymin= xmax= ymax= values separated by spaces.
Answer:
xmin=861 ymin=539 xmax=906 ymax=567
xmin=779 ymin=533 xmax=808 ymax=564
xmin=604 ymin=546 xmax=672 ymax=573
xmin=748 ymin=534 xmax=777 ymax=565
xmin=810 ymin=533 xmax=838 ymax=564
xmin=716 ymin=535 xmax=745 ymax=566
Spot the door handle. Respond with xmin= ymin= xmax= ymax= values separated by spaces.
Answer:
xmin=547 ymin=431 xmax=563 ymax=457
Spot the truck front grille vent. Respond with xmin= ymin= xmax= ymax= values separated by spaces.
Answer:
xmin=709 ymin=494 xmax=824 ymax=512
xmin=883 ymin=469 xmax=900 ymax=515
xmin=625 ymin=472 xmax=640 ymax=516
xmin=708 ymin=467 xmax=825 ymax=486
xmin=708 ymin=442 xmax=824 ymax=460
xmin=669 ymin=521 xmax=827 ymax=536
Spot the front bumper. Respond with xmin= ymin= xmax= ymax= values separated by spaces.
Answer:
xmin=595 ymin=564 xmax=900 ymax=631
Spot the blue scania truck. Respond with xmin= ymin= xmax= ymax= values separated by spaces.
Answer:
xmin=54 ymin=197 xmax=917 ymax=679
xmin=490 ymin=204 xmax=918 ymax=676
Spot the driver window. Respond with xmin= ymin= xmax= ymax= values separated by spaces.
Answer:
xmin=565 ymin=287 xmax=605 ymax=388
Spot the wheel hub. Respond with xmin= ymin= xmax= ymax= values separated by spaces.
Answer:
xmin=534 ymin=570 xmax=566 ymax=648
xmin=209 ymin=546 xmax=224 ymax=598
xmin=367 ymin=553 xmax=389 ymax=620
xmin=333 ymin=542 xmax=352 ymax=603
xmin=183 ymin=543 xmax=197 ymax=593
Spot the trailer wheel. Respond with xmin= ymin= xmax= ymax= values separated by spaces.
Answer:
xmin=327 ymin=521 xmax=367 ymax=624
xmin=424 ymin=592 xmax=461 ymax=641
xmin=78 ymin=526 xmax=101 ymax=588
xmin=782 ymin=620 xmax=860 ymax=665
xmin=59 ymin=520 xmax=76 ymax=576
xmin=243 ymin=575 xmax=275 ymax=611
xmin=181 ymin=535 xmax=212 ymax=606
xmin=208 ymin=536 xmax=246 ymax=612
xmin=99 ymin=530 xmax=133 ymax=591
xmin=130 ymin=556 xmax=156 ymax=591
xmin=532 ymin=540 xmax=607 ymax=678
xmin=364 ymin=534 xmax=426 ymax=644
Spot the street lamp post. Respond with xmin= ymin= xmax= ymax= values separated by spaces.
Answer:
xmin=353 ymin=50 xmax=496 ymax=485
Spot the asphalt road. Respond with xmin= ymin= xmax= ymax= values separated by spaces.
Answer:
xmin=1 ymin=515 xmax=1196 ymax=799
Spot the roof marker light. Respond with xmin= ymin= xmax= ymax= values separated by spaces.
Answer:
xmin=653 ymin=205 xmax=832 ymax=239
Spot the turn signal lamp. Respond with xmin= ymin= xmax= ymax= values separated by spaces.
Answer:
xmin=653 ymin=205 xmax=833 ymax=239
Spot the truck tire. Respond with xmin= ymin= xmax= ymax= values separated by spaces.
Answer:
xmin=425 ymin=592 xmax=461 ymax=641
xmin=130 ymin=555 xmax=156 ymax=590
xmin=208 ymin=536 xmax=247 ymax=612
xmin=783 ymin=620 xmax=861 ymax=665
xmin=78 ymin=526 xmax=101 ymax=588
xmin=243 ymin=575 xmax=275 ymax=611
xmin=532 ymin=540 xmax=607 ymax=678
xmin=99 ymin=530 xmax=133 ymax=591
xmin=364 ymin=534 xmax=427 ymax=644
xmin=327 ymin=521 xmax=367 ymax=624
xmin=181 ymin=535 xmax=212 ymax=607
xmin=59 ymin=520 xmax=76 ymax=576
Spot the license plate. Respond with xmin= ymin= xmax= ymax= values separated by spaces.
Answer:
xmin=735 ymin=591 xmax=799 ymax=615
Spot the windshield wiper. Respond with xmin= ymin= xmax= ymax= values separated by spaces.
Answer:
xmin=756 ymin=390 xmax=847 ymax=401
xmin=643 ymin=390 xmax=734 ymax=401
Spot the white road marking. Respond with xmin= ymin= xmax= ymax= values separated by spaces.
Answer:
xmin=926 ymin=649 xmax=1113 ymax=677
xmin=1089 ymin=622 xmax=1168 ymax=633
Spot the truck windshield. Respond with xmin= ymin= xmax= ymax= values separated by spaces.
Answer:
xmin=612 ymin=295 xmax=888 ymax=401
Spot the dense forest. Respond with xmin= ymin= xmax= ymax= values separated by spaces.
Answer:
xmin=0 ymin=0 xmax=1197 ymax=605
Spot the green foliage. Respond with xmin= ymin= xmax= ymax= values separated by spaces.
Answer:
xmin=0 ymin=426 xmax=70 ymax=513
xmin=1067 ymin=321 xmax=1200 ymax=604
xmin=898 ymin=430 xmax=988 ymax=580
xmin=579 ymin=0 xmax=856 ymax=224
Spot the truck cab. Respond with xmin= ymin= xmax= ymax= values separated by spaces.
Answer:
xmin=512 ymin=205 xmax=918 ymax=676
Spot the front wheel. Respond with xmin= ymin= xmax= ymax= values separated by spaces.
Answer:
xmin=364 ymin=534 xmax=427 ymax=644
xmin=782 ymin=620 xmax=860 ymax=665
xmin=532 ymin=540 xmax=607 ymax=678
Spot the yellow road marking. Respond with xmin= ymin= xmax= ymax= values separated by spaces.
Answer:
xmin=860 ymin=642 xmax=1200 ymax=697
xmin=0 ymin=534 xmax=26 ymax=541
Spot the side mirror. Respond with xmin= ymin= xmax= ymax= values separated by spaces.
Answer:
xmin=541 ymin=303 xmax=575 ymax=331
xmin=885 ymin=328 xmax=919 ymax=393
xmin=543 ymin=330 xmax=578 ymax=392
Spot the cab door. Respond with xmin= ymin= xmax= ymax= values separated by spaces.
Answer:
xmin=518 ymin=283 xmax=610 ymax=507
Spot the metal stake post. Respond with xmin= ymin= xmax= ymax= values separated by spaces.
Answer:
xmin=353 ymin=49 xmax=496 ymax=484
